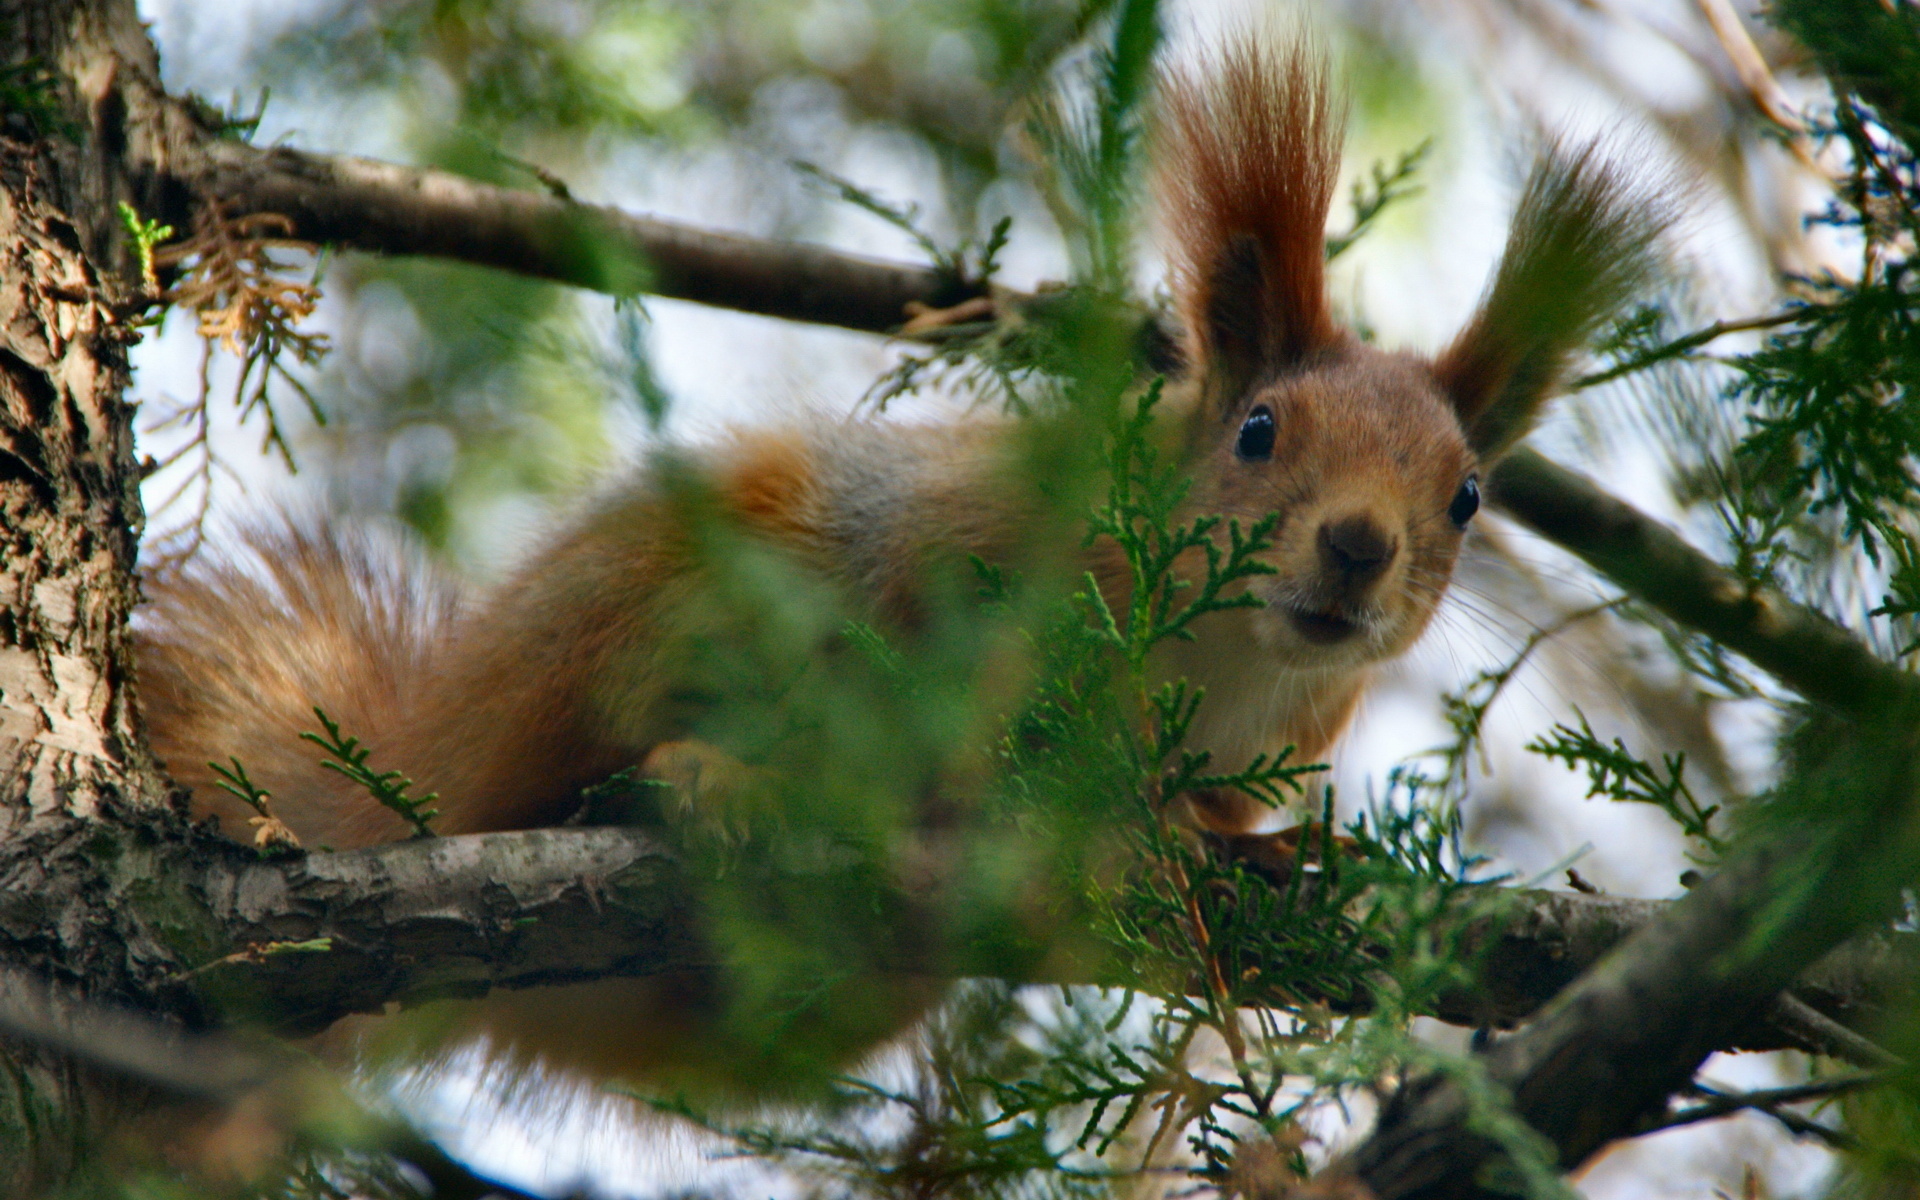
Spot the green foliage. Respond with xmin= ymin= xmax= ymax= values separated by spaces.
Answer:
xmin=207 ymin=757 xmax=303 ymax=855
xmin=1085 ymin=385 xmax=1280 ymax=668
xmin=1324 ymin=139 xmax=1432 ymax=262
xmin=793 ymin=164 xmax=1022 ymax=411
xmin=1529 ymin=713 xmax=1726 ymax=859
xmin=207 ymin=756 xmax=271 ymax=813
xmin=0 ymin=40 xmax=74 ymax=140
xmin=994 ymin=386 xmax=1320 ymax=1009
xmin=1025 ymin=0 xmax=1162 ymax=291
xmin=1775 ymin=0 xmax=1920 ymax=150
xmin=299 ymin=708 xmax=441 ymax=837
xmin=1608 ymin=77 xmax=1920 ymax=667
xmin=116 ymin=203 xmax=175 ymax=295
xmin=644 ymin=984 xmax=1124 ymax=1200
xmin=1733 ymin=263 xmax=1920 ymax=562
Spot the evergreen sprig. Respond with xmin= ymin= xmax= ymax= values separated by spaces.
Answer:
xmin=116 ymin=201 xmax=175 ymax=295
xmin=1025 ymin=0 xmax=1162 ymax=291
xmin=792 ymin=161 xmax=1011 ymax=289
xmin=1529 ymin=712 xmax=1725 ymax=857
xmin=207 ymin=755 xmax=301 ymax=852
xmin=977 ymin=378 xmax=1513 ymax=1190
xmin=1325 ymin=139 xmax=1432 ymax=261
xmin=300 ymin=707 xmax=440 ymax=837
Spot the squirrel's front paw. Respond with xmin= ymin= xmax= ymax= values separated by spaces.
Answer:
xmin=639 ymin=738 xmax=778 ymax=847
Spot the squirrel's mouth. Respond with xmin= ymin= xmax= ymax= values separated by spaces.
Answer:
xmin=1285 ymin=605 xmax=1361 ymax=645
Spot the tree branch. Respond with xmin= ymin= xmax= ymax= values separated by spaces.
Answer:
xmin=1644 ymin=1071 xmax=1875 ymax=1146
xmin=1224 ymin=836 xmax=1909 ymax=1063
xmin=1485 ymin=448 xmax=1920 ymax=720
xmin=164 ymin=139 xmax=975 ymax=333
xmin=91 ymin=821 xmax=1900 ymax=1062
xmin=192 ymin=825 xmax=705 ymax=1035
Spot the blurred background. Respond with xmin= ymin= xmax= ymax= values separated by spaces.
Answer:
xmin=127 ymin=0 xmax=1846 ymax=1194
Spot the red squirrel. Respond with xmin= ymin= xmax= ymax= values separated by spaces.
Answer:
xmin=134 ymin=41 xmax=1663 ymax=1082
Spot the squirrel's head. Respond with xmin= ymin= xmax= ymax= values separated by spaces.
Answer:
xmin=1160 ymin=39 xmax=1666 ymax=668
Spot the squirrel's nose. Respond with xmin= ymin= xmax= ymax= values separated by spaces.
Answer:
xmin=1318 ymin=514 xmax=1398 ymax=582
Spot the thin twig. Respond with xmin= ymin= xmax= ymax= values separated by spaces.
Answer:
xmin=1769 ymin=990 xmax=1904 ymax=1068
xmin=1640 ymin=1070 xmax=1876 ymax=1147
xmin=1694 ymin=0 xmax=1808 ymax=133
xmin=1573 ymin=308 xmax=1804 ymax=391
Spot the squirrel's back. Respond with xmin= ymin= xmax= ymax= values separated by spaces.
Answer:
xmin=138 ymin=416 xmax=1031 ymax=846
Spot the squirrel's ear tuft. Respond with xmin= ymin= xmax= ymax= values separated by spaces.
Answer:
xmin=1435 ymin=139 xmax=1673 ymax=459
xmin=1159 ymin=38 xmax=1345 ymax=409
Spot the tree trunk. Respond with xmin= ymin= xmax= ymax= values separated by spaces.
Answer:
xmin=0 ymin=0 xmax=178 ymax=1186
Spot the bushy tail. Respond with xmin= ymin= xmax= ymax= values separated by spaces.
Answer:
xmin=136 ymin=521 xmax=463 ymax=848
xmin=137 ymin=521 xmax=749 ymax=1100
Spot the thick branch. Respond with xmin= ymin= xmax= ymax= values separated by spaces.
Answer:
xmin=164 ymin=139 xmax=974 ymax=332
xmin=1223 ymin=843 xmax=1907 ymax=1061
xmin=1486 ymin=449 xmax=1920 ymax=719
xmin=116 ymin=823 xmax=1904 ymax=1056
xmin=191 ymin=826 xmax=705 ymax=1035
xmin=8 ymin=790 xmax=1902 ymax=1061
xmin=1335 ymin=713 xmax=1920 ymax=1199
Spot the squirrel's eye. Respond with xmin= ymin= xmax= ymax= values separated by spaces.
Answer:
xmin=1449 ymin=475 xmax=1480 ymax=526
xmin=1236 ymin=405 xmax=1276 ymax=462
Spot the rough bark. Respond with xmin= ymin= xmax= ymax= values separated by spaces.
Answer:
xmin=0 ymin=1 xmax=166 ymax=833
xmin=0 ymin=0 xmax=195 ymax=1186
xmin=190 ymin=826 xmax=703 ymax=1034
xmin=63 ymin=822 xmax=1902 ymax=1056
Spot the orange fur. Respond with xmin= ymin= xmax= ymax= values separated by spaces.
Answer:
xmin=139 ymin=525 xmax=459 ymax=848
xmin=1159 ymin=39 xmax=1343 ymax=393
xmin=719 ymin=433 xmax=824 ymax=543
xmin=134 ymin=38 xmax=1667 ymax=1089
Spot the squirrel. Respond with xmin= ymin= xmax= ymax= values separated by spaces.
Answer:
xmin=133 ymin=40 xmax=1664 ymax=1088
